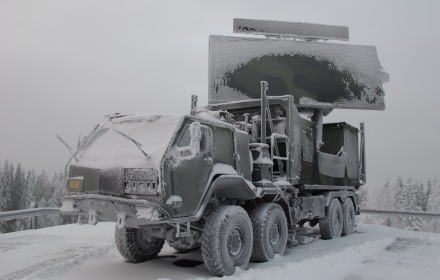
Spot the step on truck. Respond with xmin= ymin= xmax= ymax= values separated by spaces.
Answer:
xmin=61 ymin=19 xmax=388 ymax=276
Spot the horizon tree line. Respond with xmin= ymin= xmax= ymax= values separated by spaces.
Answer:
xmin=0 ymin=159 xmax=72 ymax=233
xmin=1 ymin=159 xmax=440 ymax=233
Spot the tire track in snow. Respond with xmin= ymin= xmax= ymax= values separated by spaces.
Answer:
xmin=0 ymin=244 xmax=114 ymax=280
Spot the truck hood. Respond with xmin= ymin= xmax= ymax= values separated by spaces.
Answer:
xmin=71 ymin=114 xmax=185 ymax=170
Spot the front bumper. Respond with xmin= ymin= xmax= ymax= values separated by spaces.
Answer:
xmin=61 ymin=194 xmax=171 ymax=227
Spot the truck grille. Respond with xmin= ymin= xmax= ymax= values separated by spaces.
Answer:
xmin=124 ymin=168 xmax=159 ymax=195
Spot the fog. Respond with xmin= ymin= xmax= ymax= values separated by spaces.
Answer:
xmin=1 ymin=0 xmax=439 ymax=188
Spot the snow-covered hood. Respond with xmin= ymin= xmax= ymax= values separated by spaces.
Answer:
xmin=71 ymin=114 xmax=185 ymax=170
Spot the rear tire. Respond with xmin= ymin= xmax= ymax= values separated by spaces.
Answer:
xmin=341 ymin=199 xmax=355 ymax=236
xmin=249 ymin=203 xmax=288 ymax=262
xmin=115 ymin=226 xmax=164 ymax=263
xmin=201 ymin=205 xmax=253 ymax=276
xmin=319 ymin=198 xmax=343 ymax=240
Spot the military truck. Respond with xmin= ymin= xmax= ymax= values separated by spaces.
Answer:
xmin=61 ymin=19 xmax=388 ymax=276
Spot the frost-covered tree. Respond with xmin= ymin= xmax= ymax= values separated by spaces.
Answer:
xmin=0 ymin=162 xmax=6 ymax=232
xmin=358 ymin=186 xmax=368 ymax=207
xmin=3 ymin=161 xmax=14 ymax=212
xmin=415 ymin=180 xmax=427 ymax=211
xmin=11 ymin=163 xmax=26 ymax=211
xmin=427 ymin=180 xmax=440 ymax=232
xmin=0 ymin=161 xmax=6 ymax=212
xmin=394 ymin=176 xmax=405 ymax=211
xmin=379 ymin=181 xmax=395 ymax=226
xmin=2 ymin=161 xmax=15 ymax=232
xmin=51 ymin=172 xmax=66 ymax=206
xmin=401 ymin=178 xmax=422 ymax=231
xmin=48 ymin=172 xmax=66 ymax=226
xmin=34 ymin=171 xmax=50 ymax=205
xmin=425 ymin=179 xmax=433 ymax=211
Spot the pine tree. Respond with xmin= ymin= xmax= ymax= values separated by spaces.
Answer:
xmin=51 ymin=171 xmax=66 ymax=206
xmin=380 ymin=181 xmax=394 ymax=226
xmin=37 ymin=197 xmax=48 ymax=228
xmin=25 ymin=170 xmax=36 ymax=209
xmin=425 ymin=180 xmax=433 ymax=212
xmin=0 ymin=161 xmax=5 ymax=233
xmin=4 ymin=161 xmax=13 ymax=212
xmin=427 ymin=180 xmax=440 ymax=232
xmin=48 ymin=172 xmax=66 ymax=226
xmin=394 ymin=176 xmax=405 ymax=211
xmin=2 ymin=161 xmax=15 ymax=232
xmin=11 ymin=163 xmax=26 ymax=211
xmin=402 ymin=178 xmax=422 ymax=231
xmin=415 ymin=180 xmax=427 ymax=211
xmin=0 ymin=161 xmax=6 ymax=212
xmin=34 ymin=171 xmax=50 ymax=204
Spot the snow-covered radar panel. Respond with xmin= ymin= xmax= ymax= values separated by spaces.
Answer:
xmin=209 ymin=19 xmax=389 ymax=110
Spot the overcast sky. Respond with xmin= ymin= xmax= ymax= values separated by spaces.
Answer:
xmin=1 ymin=0 xmax=439 ymax=189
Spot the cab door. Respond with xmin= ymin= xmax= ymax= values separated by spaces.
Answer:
xmin=168 ymin=122 xmax=213 ymax=216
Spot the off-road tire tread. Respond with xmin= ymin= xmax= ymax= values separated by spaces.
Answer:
xmin=249 ymin=203 xmax=288 ymax=262
xmin=319 ymin=198 xmax=343 ymax=240
xmin=201 ymin=205 xmax=253 ymax=276
xmin=341 ymin=199 xmax=355 ymax=236
xmin=115 ymin=226 xmax=164 ymax=263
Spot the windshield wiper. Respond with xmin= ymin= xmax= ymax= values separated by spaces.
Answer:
xmin=56 ymin=134 xmax=79 ymax=161
xmin=112 ymin=129 xmax=151 ymax=161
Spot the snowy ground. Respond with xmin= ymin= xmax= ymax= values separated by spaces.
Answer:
xmin=0 ymin=222 xmax=439 ymax=280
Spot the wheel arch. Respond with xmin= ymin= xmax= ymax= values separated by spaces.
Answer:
xmin=322 ymin=190 xmax=357 ymax=215
xmin=191 ymin=163 xmax=257 ymax=221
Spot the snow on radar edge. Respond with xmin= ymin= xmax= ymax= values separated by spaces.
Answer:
xmin=209 ymin=35 xmax=389 ymax=110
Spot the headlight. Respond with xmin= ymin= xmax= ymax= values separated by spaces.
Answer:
xmin=68 ymin=177 xmax=83 ymax=191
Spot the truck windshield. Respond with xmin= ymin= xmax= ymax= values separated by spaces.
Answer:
xmin=72 ymin=115 xmax=184 ymax=169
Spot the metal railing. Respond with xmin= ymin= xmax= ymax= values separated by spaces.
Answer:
xmin=0 ymin=208 xmax=68 ymax=221
xmin=2 ymin=207 xmax=440 ymax=224
xmin=361 ymin=208 xmax=440 ymax=219
xmin=0 ymin=208 xmax=83 ymax=230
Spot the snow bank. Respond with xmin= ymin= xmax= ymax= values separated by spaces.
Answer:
xmin=2 ymin=223 xmax=440 ymax=280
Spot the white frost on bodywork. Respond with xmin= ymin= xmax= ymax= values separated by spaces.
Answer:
xmin=210 ymin=36 xmax=387 ymax=109
xmin=136 ymin=207 xmax=160 ymax=221
xmin=116 ymin=213 xmax=127 ymax=229
xmin=88 ymin=210 xmax=98 ymax=225
xmin=273 ymin=179 xmax=291 ymax=186
xmin=254 ymin=179 xmax=273 ymax=185
xmin=299 ymin=97 xmax=334 ymax=108
xmin=166 ymin=195 xmax=183 ymax=205
xmin=168 ymin=121 xmax=202 ymax=167
xmin=196 ymin=110 xmax=221 ymax=120
xmin=251 ymin=146 xmax=274 ymax=166
xmin=72 ymin=114 xmax=185 ymax=170
xmin=60 ymin=199 xmax=76 ymax=212
xmin=211 ymin=163 xmax=238 ymax=175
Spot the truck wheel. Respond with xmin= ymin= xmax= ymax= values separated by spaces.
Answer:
xmin=249 ymin=203 xmax=288 ymax=262
xmin=319 ymin=198 xmax=343 ymax=240
xmin=115 ymin=226 xmax=164 ymax=263
xmin=341 ymin=199 xmax=355 ymax=236
xmin=201 ymin=205 xmax=253 ymax=276
xmin=169 ymin=242 xmax=201 ymax=253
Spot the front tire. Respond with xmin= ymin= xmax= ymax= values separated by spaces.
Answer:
xmin=115 ymin=226 xmax=164 ymax=263
xmin=201 ymin=205 xmax=253 ymax=276
xmin=249 ymin=203 xmax=288 ymax=262
xmin=319 ymin=198 xmax=343 ymax=240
